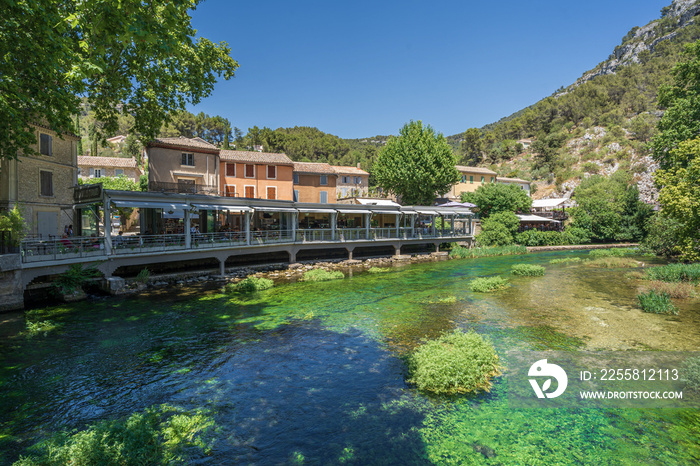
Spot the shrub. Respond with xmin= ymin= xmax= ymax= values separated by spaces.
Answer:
xmin=14 ymin=405 xmax=215 ymax=465
xmin=511 ymin=264 xmax=545 ymax=276
xmin=469 ymin=276 xmax=509 ymax=292
xmin=225 ymin=277 xmax=274 ymax=293
xmin=641 ymin=280 xmax=696 ymax=299
xmin=637 ymin=290 xmax=678 ymax=315
xmin=643 ymin=263 xmax=700 ymax=283
xmin=136 ymin=268 xmax=150 ymax=285
xmin=549 ymin=257 xmax=582 ymax=264
xmin=682 ymin=357 xmax=700 ymax=391
xmin=405 ymin=330 xmax=501 ymax=395
xmin=515 ymin=228 xmax=591 ymax=247
xmin=52 ymin=263 xmax=101 ymax=295
xmin=301 ymin=269 xmax=345 ymax=282
xmin=585 ymin=257 xmax=639 ymax=268
xmin=449 ymin=245 xmax=527 ymax=259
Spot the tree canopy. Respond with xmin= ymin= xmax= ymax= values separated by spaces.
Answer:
xmin=1 ymin=0 xmax=238 ymax=159
xmin=461 ymin=183 xmax=532 ymax=218
xmin=372 ymin=121 xmax=459 ymax=205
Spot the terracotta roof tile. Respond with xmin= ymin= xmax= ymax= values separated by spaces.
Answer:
xmin=149 ymin=136 xmax=218 ymax=151
xmin=497 ymin=176 xmax=530 ymax=184
xmin=292 ymin=161 xmax=337 ymax=175
xmin=78 ymin=156 xmax=138 ymax=168
xmin=455 ymin=165 xmax=497 ymax=175
xmin=332 ymin=165 xmax=369 ymax=176
xmin=220 ymin=150 xmax=293 ymax=165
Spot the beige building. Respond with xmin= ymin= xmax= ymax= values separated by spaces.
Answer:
xmin=0 ymin=124 xmax=80 ymax=238
xmin=450 ymin=166 xmax=498 ymax=198
xmin=497 ymin=176 xmax=531 ymax=196
xmin=220 ymin=150 xmax=294 ymax=200
xmin=78 ymin=156 xmax=142 ymax=184
xmin=292 ymin=162 xmax=337 ymax=203
xmin=333 ymin=165 xmax=369 ymax=199
xmin=147 ymin=136 xmax=219 ymax=195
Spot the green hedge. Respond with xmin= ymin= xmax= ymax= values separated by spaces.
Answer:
xmin=515 ymin=228 xmax=591 ymax=247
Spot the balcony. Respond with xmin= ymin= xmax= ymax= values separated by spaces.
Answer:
xmin=148 ymin=181 xmax=219 ymax=196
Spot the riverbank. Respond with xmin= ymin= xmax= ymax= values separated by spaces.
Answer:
xmin=526 ymin=243 xmax=639 ymax=252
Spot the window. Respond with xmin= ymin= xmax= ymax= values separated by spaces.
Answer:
xmin=341 ymin=176 xmax=350 ymax=184
xmin=469 ymin=175 xmax=473 ymax=184
xmin=320 ymin=175 xmax=327 ymax=185
xmin=225 ymin=185 xmax=236 ymax=197
xmin=245 ymin=164 xmax=255 ymax=178
xmin=355 ymin=176 xmax=362 ymax=184
xmin=39 ymin=133 xmax=52 ymax=156
xmin=226 ymin=163 xmax=236 ymax=177
xmin=181 ymin=153 xmax=194 ymax=166
xmin=244 ymin=185 xmax=255 ymax=198
xmin=461 ymin=175 xmax=467 ymax=183
xmin=320 ymin=191 xmax=328 ymax=203
xmin=115 ymin=169 xmax=124 ymax=176
xmin=481 ymin=176 xmax=485 ymax=183
xmin=94 ymin=169 xmax=102 ymax=178
xmin=267 ymin=165 xmax=276 ymax=179
xmin=266 ymin=186 xmax=276 ymax=200
xmin=40 ymin=171 xmax=53 ymax=196
xmin=293 ymin=173 xmax=299 ymax=184
xmin=293 ymin=190 xmax=299 ymax=201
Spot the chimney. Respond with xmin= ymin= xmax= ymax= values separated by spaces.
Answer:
xmin=356 ymin=162 xmax=361 ymax=169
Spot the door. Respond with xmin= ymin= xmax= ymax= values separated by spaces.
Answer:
xmin=266 ymin=186 xmax=276 ymax=200
xmin=244 ymin=186 xmax=255 ymax=198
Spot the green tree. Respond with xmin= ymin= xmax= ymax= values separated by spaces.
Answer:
xmin=1 ymin=0 xmax=238 ymax=159
xmin=123 ymin=135 xmax=142 ymax=166
xmin=460 ymin=128 xmax=483 ymax=164
xmin=461 ymin=183 xmax=532 ymax=218
xmin=476 ymin=211 xmax=520 ymax=246
xmin=0 ymin=205 xmax=27 ymax=245
xmin=373 ymin=121 xmax=459 ymax=205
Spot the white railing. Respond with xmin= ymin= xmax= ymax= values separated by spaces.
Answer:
xmin=251 ymin=229 xmax=294 ymax=244
xmin=296 ymin=229 xmax=334 ymax=242
xmin=338 ymin=228 xmax=368 ymax=241
xmin=21 ymin=236 xmax=107 ymax=263
xmin=192 ymin=232 xmax=247 ymax=249
xmin=112 ymin=234 xmax=187 ymax=254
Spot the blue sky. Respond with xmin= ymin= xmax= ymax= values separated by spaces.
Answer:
xmin=189 ymin=0 xmax=668 ymax=139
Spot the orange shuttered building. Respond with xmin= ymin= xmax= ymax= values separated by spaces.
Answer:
xmin=219 ymin=150 xmax=294 ymax=200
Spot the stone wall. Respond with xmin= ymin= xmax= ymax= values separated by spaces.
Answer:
xmin=0 ymin=255 xmax=23 ymax=311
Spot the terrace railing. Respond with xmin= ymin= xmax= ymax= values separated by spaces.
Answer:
xmin=21 ymin=236 xmax=107 ymax=263
xmin=296 ymin=229 xmax=334 ymax=242
xmin=112 ymin=234 xmax=186 ymax=254
xmin=191 ymin=232 xmax=247 ymax=249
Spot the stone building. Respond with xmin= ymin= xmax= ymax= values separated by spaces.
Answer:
xmin=292 ymin=162 xmax=338 ymax=203
xmin=219 ymin=150 xmax=294 ymax=200
xmin=146 ymin=136 xmax=219 ymax=194
xmin=496 ymin=176 xmax=531 ymax=196
xmin=0 ymin=124 xmax=80 ymax=238
xmin=78 ymin=156 xmax=142 ymax=184
xmin=333 ymin=165 xmax=369 ymax=199
xmin=450 ymin=166 xmax=498 ymax=199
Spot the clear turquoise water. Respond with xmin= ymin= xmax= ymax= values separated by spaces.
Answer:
xmin=0 ymin=251 xmax=699 ymax=464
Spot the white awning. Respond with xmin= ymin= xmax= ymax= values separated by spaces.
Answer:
xmin=414 ymin=209 xmax=439 ymax=215
xmin=193 ymin=204 xmax=252 ymax=212
xmin=163 ymin=212 xmax=199 ymax=219
xmin=517 ymin=214 xmax=560 ymax=223
xmin=531 ymin=198 xmax=570 ymax=209
xmin=371 ymin=210 xmax=400 ymax=215
xmin=438 ymin=209 xmax=473 ymax=215
xmin=254 ymin=207 xmax=297 ymax=213
xmin=297 ymin=208 xmax=335 ymax=214
xmin=111 ymin=200 xmax=190 ymax=210
xmin=337 ymin=209 xmax=372 ymax=215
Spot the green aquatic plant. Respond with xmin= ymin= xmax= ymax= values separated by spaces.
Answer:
xmin=637 ymin=290 xmax=678 ymax=315
xmin=301 ymin=269 xmax=345 ymax=282
xmin=136 ymin=268 xmax=150 ymax=285
xmin=405 ymin=330 xmax=501 ymax=395
xmin=449 ymin=244 xmax=527 ymax=259
xmin=642 ymin=280 xmax=697 ymax=299
xmin=585 ymin=257 xmax=639 ymax=268
xmin=367 ymin=267 xmax=393 ymax=274
xmin=549 ymin=257 xmax=582 ymax=264
xmin=23 ymin=320 xmax=60 ymax=337
xmin=224 ymin=277 xmax=274 ymax=293
xmin=52 ymin=263 xmax=101 ymax=294
xmin=13 ymin=404 xmax=216 ymax=465
xmin=588 ymin=248 xmax=637 ymax=258
xmin=469 ymin=276 xmax=509 ymax=293
xmin=681 ymin=357 xmax=700 ymax=391
xmin=644 ymin=263 xmax=700 ymax=283
xmin=511 ymin=264 xmax=545 ymax=276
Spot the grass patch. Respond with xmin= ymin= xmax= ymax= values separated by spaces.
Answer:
xmin=13 ymin=404 xmax=216 ymax=465
xmin=469 ymin=276 xmax=509 ymax=293
xmin=405 ymin=330 xmax=501 ymax=395
xmin=588 ymin=248 xmax=637 ymax=258
xmin=511 ymin=264 xmax=545 ymax=276
xmin=449 ymin=245 xmax=527 ymax=259
xmin=224 ymin=277 xmax=274 ymax=293
xmin=637 ymin=290 xmax=678 ymax=315
xmin=585 ymin=257 xmax=639 ymax=268
xmin=367 ymin=267 xmax=393 ymax=274
xmin=549 ymin=257 xmax=582 ymax=264
xmin=644 ymin=263 xmax=700 ymax=283
xmin=23 ymin=320 xmax=61 ymax=337
xmin=641 ymin=280 xmax=697 ymax=299
xmin=301 ymin=269 xmax=345 ymax=282
xmin=682 ymin=357 xmax=700 ymax=391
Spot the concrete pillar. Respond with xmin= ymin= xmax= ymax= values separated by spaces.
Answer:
xmin=435 ymin=243 xmax=440 ymax=253
xmin=185 ymin=209 xmax=191 ymax=249
xmin=289 ymin=250 xmax=296 ymax=262
xmin=104 ymin=201 xmax=112 ymax=255
xmin=394 ymin=246 xmax=401 ymax=256
xmin=245 ymin=211 xmax=251 ymax=245
xmin=219 ymin=258 xmax=225 ymax=276
xmin=347 ymin=248 xmax=353 ymax=260
xmin=331 ymin=212 xmax=337 ymax=241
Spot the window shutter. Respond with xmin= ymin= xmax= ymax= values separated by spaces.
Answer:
xmin=89 ymin=168 xmax=94 ymax=177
